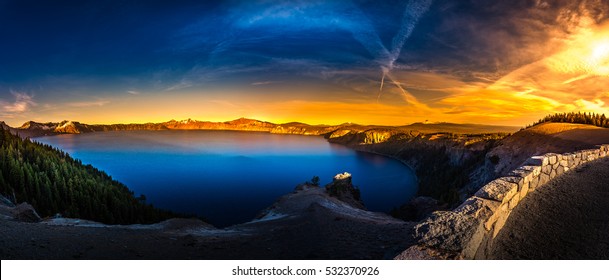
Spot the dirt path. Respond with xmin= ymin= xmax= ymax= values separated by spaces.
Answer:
xmin=490 ymin=157 xmax=609 ymax=259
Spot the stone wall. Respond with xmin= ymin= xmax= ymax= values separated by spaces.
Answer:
xmin=396 ymin=144 xmax=609 ymax=260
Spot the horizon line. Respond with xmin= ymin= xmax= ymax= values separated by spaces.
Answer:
xmin=2 ymin=117 xmax=525 ymax=129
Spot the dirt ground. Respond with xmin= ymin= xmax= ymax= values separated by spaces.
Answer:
xmin=0 ymin=189 xmax=416 ymax=260
xmin=490 ymin=157 xmax=609 ymax=259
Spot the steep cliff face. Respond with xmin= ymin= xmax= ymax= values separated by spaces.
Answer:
xmin=163 ymin=118 xmax=275 ymax=131
xmin=327 ymin=128 xmax=504 ymax=207
xmin=270 ymin=124 xmax=339 ymax=135
xmin=53 ymin=121 xmax=97 ymax=134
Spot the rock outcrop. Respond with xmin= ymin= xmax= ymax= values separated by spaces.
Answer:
xmin=324 ymin=172 xmax=365 ymax=209
xmin=327 ymin=128 xmax=502 ymax=205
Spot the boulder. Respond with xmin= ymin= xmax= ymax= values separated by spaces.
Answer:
xmin=12 ymin=203 xmax=41 ymax=223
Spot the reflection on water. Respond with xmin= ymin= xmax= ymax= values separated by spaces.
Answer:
xmin=36 ymin=130 xmax=417 ymax=227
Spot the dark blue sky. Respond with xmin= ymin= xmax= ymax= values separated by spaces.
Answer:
xmin=1 ymin=0 xmax=608 ymax=126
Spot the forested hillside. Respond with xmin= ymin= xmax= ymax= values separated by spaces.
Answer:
xmin=532 ymin=112 xmax=609 ymax=128
xmin=0 ymin=127 xmax=176 ymax=224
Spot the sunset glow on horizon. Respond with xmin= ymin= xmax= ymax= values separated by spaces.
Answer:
xmin=1 ymin=0 xmax=608 ymax=127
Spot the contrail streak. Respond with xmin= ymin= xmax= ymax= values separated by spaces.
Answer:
xmin=390 ymin=0 xmax=433 ymax=64
xmin=386 ymin=71 xmax=418 ymax=105
xmin=378 ymin=0 xmax=433 ymax=101
xmin=377 ymin=68 xmax=387 ymax=101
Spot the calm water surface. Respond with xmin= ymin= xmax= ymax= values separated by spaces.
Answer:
xmin=36 ymin=130 xmax=417 ymax=227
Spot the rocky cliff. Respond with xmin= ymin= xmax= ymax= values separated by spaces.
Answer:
xmin=324 ymin=172 xmax=365 ymax=209
xmin=326 ymin=123 xmax=609 ymax=215
xmin=326 ymin=128 xmax=505 ymax=208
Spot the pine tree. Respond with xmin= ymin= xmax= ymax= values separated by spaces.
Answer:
xmin=0 ymin=127 xmax=177 ymax=224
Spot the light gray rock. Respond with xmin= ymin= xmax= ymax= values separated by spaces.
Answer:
xmin=475 ymin=179 xmax=518 ymax=203
xmin=501 ymin=176 xmax=523 ymax=185
xmin=526 ymin=156 xmax=547 ymax=166
xmin=414 ymin=197 xmax=498 ymax=252
xmin=518 ymin=165 xmax=541 ymax=177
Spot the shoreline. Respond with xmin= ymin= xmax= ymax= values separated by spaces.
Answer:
xmin=30 ymin=129 xmax=418 ymax=228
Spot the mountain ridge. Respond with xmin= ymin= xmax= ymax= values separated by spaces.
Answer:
xmin=4 ymin=118 xmax=521 ymax=138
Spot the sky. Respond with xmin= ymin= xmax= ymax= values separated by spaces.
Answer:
xmin=1 ymin=0 xmax=608 ymax=127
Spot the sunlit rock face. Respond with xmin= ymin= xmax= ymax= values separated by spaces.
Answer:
xmin=333 ymin=172 xmax=352 ymax=181
xmin=325 ymin=172 xmax=364 ymax=209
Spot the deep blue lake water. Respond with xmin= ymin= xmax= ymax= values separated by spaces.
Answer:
xmin=36 ymin=130 xmax=417 ymax=227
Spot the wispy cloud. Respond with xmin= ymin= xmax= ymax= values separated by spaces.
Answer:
xmin=165 ymin=80 xmax=193 ymax=91
xmin=66 ymin=100 xmax=110 ymax=107
xmin=251 ymin=81 xmax=281 ymax=86
xmin=127 ymin=90 xmax=140 ymax=95
xmin=0 ymin=91 xmax=36 ymax=118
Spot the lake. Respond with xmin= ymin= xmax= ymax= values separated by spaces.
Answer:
xmin=36 ymin=130 xmax=417 ymax=227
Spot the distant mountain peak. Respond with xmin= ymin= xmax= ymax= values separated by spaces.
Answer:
xmin=225 ymin=117 xmax=270 ymax=125
xmin=0 ymin=121 xmax=10 ymax=130
xmin=19 ymin=121 xmax=56 ymax=130
xmin=19 ymin=120 xmax=36 ymax=129
xmin=179 ymin=118 xmax=195 ymax=124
